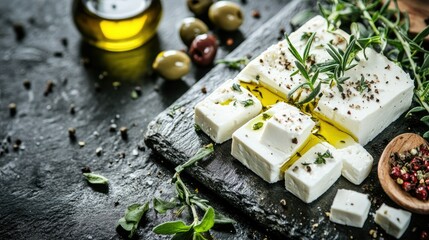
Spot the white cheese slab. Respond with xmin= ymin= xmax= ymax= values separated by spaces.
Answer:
xmin=375 ymin=204 xmax=411 ymax=239
xmin=236 ymin=15 xmax=348 ymax=102
xmin=231 ymin=102 xmax=311 ymax=183
xmin=195 ymin=79 xmax=262 ymax=144
xmin=329 ymin=189 xmax=371 ymax=228
xmin=260 ymin=103 xmax=314 ymax=153
xmin=315 ymin=48 xmax=414 ymax=145
xmin=284 ymin=143 xmax=341 ymax=203
xmin=334 ymin=143 xmax=373 ymax=185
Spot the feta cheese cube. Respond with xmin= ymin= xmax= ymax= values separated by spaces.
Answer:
xmin=284 ymin=143 xmax=341 ymax=203
xmin=236 ymin=15 xmax=348 ymax=102
xmin=329 ymin=189 xmax=371 ymax=228
xmin=375 ymin=204 xmax=412 ymax=239
xmin=195 ymin=79 xmax=262 ymax=143
xmin=260 ymin=103 xmax=315 ymax=153
xmin=335 ymin=143 xmax=373 ymax=185
xmin=315 ymin=48 xmax=414 ymax=145
xmin=231 ymin=103 xmax=312 ymax=183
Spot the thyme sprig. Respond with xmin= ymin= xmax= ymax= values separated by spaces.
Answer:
xmin=153 ymin=144 xmax=235 ymax=240
xmin=319 ymin=0 xmax=429 ymax=137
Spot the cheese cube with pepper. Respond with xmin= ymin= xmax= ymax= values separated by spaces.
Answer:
xmin=195 ymin=79 xmax=262 ymax=144
xmin=284 ymin=143 xmax=341 ymax=203
xmin=260 ymin=102 xmax=315 ymax=153
xmin=231 ymin=102 xmax=313 ymax=183
xmin=329 ymin=189 xmax=371 ymax=228
xmin=236 ymin=15 xmax=349 ymax=102
xmin=335 ymin=143 xmax=373 ymax=185
xmin=315 ymin=48 xmax=414 ymax=145
xmin=375 ymin=204 xmax=411 ymax=239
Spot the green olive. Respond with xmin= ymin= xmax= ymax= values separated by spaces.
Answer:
xmin=152 ymin=50 xmax=191 ymax=80
xmin=186 ymin=0 xmax=213 ymax=16
xmin=179 ymin=17 xmax=209 ymax=46
xmin=208 ymin=1 xmax=243 ymax=31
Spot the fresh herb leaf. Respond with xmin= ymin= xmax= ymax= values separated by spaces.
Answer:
xmin=175 ymin=144 xmax=214 ymax=173
xmin=194 ymin=207 xmax=215 ymax=233
xmin=357 ymin=75 xmax=368 ymax=94
xmin=153 ymin=220 xmax=192 ymax=235
xmin=83 ymin=173 xmax=108 ymax=185
xmin=253 ymin=122 xmax=263 ymax=130
xmin=153 ymin=198 xmax=177 ymax=214
xmin=117 ymin=202 xmax=149 ymax=238
xmin=231 ymin=83 xmax=242 ymax=93
xmin=194 ymin=124 xmax=202 ymax=132
xmin=241 ymin=99 xmax=254 ymax=107
xmin=262 ymin=113 xmax=272 ymax=120
xmin=314 ymin=150 xmax=332 ymax=164
xmin=216 ymin=57 xmax=249 ymax=70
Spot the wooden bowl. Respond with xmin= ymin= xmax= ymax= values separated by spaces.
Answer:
xmin=378 ymin=133 xmax=429 ymax=214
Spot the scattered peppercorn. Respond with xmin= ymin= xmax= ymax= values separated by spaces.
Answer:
xmin=120 ymin=127 xmax=128 ymax=140
xmin=109 ymin=124 xmax=117 ymax=132
xmin=15 ymin=139 xmax=22 ymax=146
xmin=9 ymin=103 xmax=17 ymax=117
xmin=280 ymin=199 xmax=287 ymax=207
xmin=61 ymin=38 xmax=68 ymax=48
xmin=251 ymin=10 xmax=261 ymax=19
xmin=23 ymin=80 xmax=31 ymax=90
xmin=12 ymin=23 xmax=25 ymax=41
xmin=114 ymin=201 xmax=120 ymax=207
xmin=53 ymin=52 xmax=63 ymax=58
xmin=96 ymin=147 xmax=103 ymax=156
xmin=12 ymin=144 xmax=19 ymax=151
xmin=292 ymin=138 xmax=298 ymax=144
xmin=68 ymin=128 xmax=76 ymax=139
xmin=69 ymin=104 xmax=76 ymax=115
xmin=226 ymin=38 xmax=234 ymax=46
xmin=44 ymin=80 xmax=55 ymax=96
xmin=81 ymin=166 xmax=91 ymax=173
xmin=201 ymin=87 xmax=207 ymax=94
xmin=78 ymin=141 xmax=85 ymax=147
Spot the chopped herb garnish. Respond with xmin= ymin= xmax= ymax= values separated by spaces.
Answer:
xmin=357 ymin=75 xmax=368 ymax=94
xmin=301 ymin=32 xmax=313 ymax=41
xmin=83 ymin=173 xmax=108 ymax=185
xmin=314 ymin=150 xmax=332 ymax=164
xmin=253 ymin=122 xmax=263 ymax=130
xmin=216 ymin=57 xmax=249 ymax=70
xmin=241 ymin=99 xmax=254 ymax=107
xmin=301 ymin=162 xmax=311 ymax=166
xmin=262 ymin=113 xmax=272 ymax=120
xmin=231 ymin=83 xmax=242 ymax=93
xmin=194 ymin=124 xmax=202 ymax=132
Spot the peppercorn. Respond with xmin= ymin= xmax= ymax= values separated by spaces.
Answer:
xmin=120 ymin=127 xmax=128 ymax=140
xmin=9 ymin=103 xmax=17 ymax=117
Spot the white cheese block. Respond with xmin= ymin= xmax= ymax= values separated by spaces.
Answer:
xmin=231 ymin=102 xmax=311 ymax=183
xmin=195 ymin=79 xmax=262 ymax=144
xmin=284 ymin=143 xmax=341 ymax=203
xmin=236 ymin=15 xmax=348 ymax=102
xmin=334 ymin=143 xmax=373 ymax=185
xmin=329 ymin=189 xmax=371 ymax=228
xmin=260 ymin=103 xmax=315 ymax=153
xmin=375 ymin=204 xmax=411 ymax=239
xmin=315 ymin=48 xmax=414 ymax=145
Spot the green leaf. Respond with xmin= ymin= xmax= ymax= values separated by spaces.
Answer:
xmin=194 ymin=207 xmax=215 ymax=233
xmin=252 ymin=122 xmax=264 ymax=130
xmin=423 ymin=131 xmax=429 ymax=139
xmin=124 ymin=203 xmax=150 ymax=223
xmin=298 ymin=82 xmax=322 ymax=105
xmin=294 ymin=61 xmax=309 ymax=80
xmin=302 ymin=32 xmax=316 ymax=60
xmin=175 ymin=144 xmax=214 ymax=173
xmin=285 ymin=34 xmax=303 ymax=63
xmin=193 ymin=232 xmax=208 ymax=240
xmin=153 ymin=220 xmax=192 ymax=235
xmin=153 ymin=198 xmax=177 ymax=214
xmin=413 ymin=25 xmax=429 ymax=43
xmin=406 ymin=106 xmax=425 ymax=117
xmin=241 ymin=99 xmax=254 ymax=107
xmin=83 ymin=173 xmax=108 ymax=185
xmin=116 ymin=202 xmax=149 ymax=238
xmin=231 ymin=83 xmax=242 ymax=93
xmin=171 ymin=229 xmax=194 ymax=240
xmin=214 ymin=212 xmax=236 ymax=225
xmin=262 ymin=113 xmax=272 ymax=120
xmin=420 ymin=115 xmax=429 ymax=122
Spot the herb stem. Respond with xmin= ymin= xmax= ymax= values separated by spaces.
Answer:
xmin=357 ymin=0 xmax=380 ymax=35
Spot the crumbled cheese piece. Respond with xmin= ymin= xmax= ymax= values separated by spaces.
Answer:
xmin=329 ymin=189 xmax=371 ymax=228
xmin=335 ymin=143 xmax=373 ymax=185
xmin=195 ymin=79 xmax=262 ymax=143
xmin=284 ymin=143 xmax=341 ymax=203
xmin=374 ymin=204 xmax=411 ymax=239
xmin=231 ymin=102 xmax=312 ymax=183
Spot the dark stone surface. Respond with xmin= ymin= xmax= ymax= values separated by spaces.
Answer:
xmin=0 ymin=0 xmax=292 ymax=239
xmin=145 ymin=1 xmax=429 ymax=239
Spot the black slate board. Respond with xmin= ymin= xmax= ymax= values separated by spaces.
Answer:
xmin=145 ymin=1 xmax=429 ymax=239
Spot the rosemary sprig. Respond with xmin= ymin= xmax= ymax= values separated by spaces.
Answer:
xmin=216 ymin=57 xmax=249 ymax=70
xmin=319 ymin=0 xmax=429 ymax=137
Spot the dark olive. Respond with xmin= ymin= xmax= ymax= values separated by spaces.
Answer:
xmin=152 ymin=50 xmax=191 ymax=80
xmin=208 ymin=1 xmax=243 ymax=31
xmin=189 ymin=34 xmax=218 ymax=67
xmin=179 ymin=17 xmax=209 ymax=46
xmin=186 ymin=0 xmax=213 ymax=16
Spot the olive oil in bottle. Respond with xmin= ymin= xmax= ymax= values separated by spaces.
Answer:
xmin=73 ymin=0 xmax=162 ymax=52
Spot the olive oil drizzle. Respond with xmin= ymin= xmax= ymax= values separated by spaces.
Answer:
xmin=239 ymin=81 xmax=357 ymax=172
